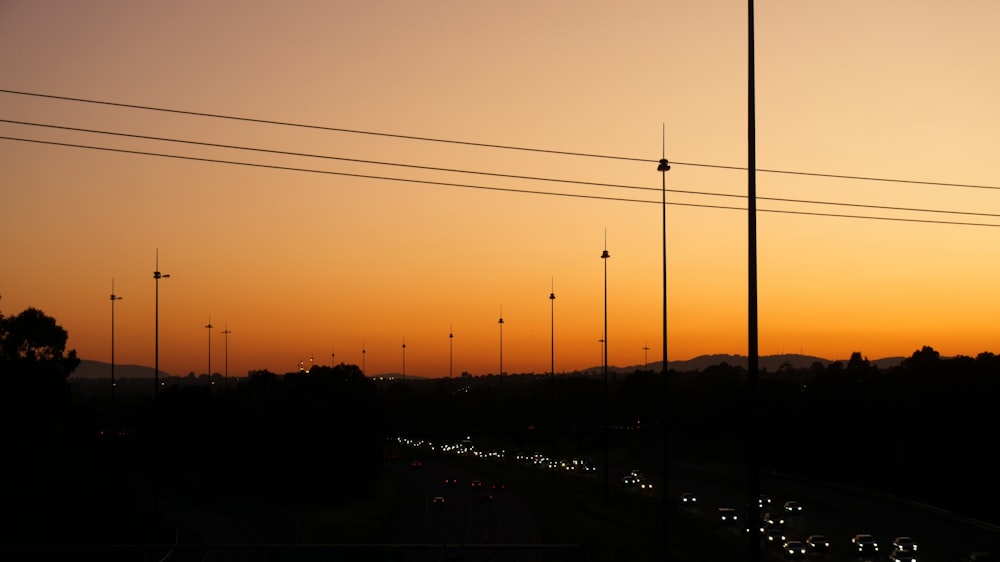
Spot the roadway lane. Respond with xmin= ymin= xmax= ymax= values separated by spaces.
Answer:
xmin=665 ymin=459 xmax=1000 ymax=562
xmin=378 ymin=458 xmax=555 ymax=561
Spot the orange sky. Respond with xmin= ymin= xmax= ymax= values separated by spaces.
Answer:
xmin=2 ymin=1 xmax=999 ymax=378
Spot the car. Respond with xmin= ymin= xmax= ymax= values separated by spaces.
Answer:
xmin=410 ymin=459 xmax=423 ymax=469
xmin=479 ymin=493 xmax=495 ymax=503
xmin=852 ymin=534 xmax=879 ymax=554
xmin=764 ymin=528 xmax=787 ymax=546
xmin=758 ymin=494 xmax=773 ymax=508
xmin=893 ymin=537 xmax=918 ymax=553
xmin=443 ymin=477 xmax=458 ymax=487
xmin=806 ymin=534 xmax=830 ymax=551
xmin=783 ymin=500 xmax=803 ymax=513
xmin=622 ymin=473 xmax=641 ymax=487
xmin=783 ymin=540 xmax=807 ymax=559
xmin=470 ymin=479 xmax=483 ymax=488
xmin=762 ymin=512 xmax=786 ymax=527
xmin=680 ymin=492 xmax=698 ymax=505
xmin=432 ymin=496 xmax=445 ymax=506
xmin=491 ymin=482 xmax=505 ymax=492
xmin=718 ymin=507 xmax=739 ymax=524
xmin=622 ymin=469 xmax=653 ymax=490
xmin=889 ymin=551 xmax=917 ymax=562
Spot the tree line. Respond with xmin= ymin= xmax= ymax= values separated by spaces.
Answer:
xmin=3 ymin=304 xmax=998 ymax=544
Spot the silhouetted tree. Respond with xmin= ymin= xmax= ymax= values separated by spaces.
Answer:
xmin=0 ymin=306 xmax=85 ymax=543
xmin=0 ymin=306 xmax=80 ymax=385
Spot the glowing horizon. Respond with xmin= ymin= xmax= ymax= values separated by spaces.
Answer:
xmin=3 ymin=1 xmax=999 ymax=379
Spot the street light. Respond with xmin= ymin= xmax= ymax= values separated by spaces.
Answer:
xmin=205 ymin=316 xmax=213 ymax=386
xmin=110 ymin=279 xmax=122 ymax=417
xmin=601 ymin=234 xmax=610 ymax=507
xmin=498 ymin=307 xmax=505 ymax=462
xmin=401 ymin=338 xmax=406 ymax=380
xmin=449 ymin=325 xmax=454 ymax=384
xmin=498 ymin=307 xmax=504 ymax=384
xmin=222 ymin=324 xmax=231 ymax=388
xmin=659 ymin=127 xmax=673 ymax=550
xmin=362 ymin=344 xmax=366 ymax=376
xmin=643 ymin=342 xmax=650 ymax=370
xmin=549 ymin=281 xmax=556 ymax=468
xmin=153 ymin=249 xmax=170 ymax=398
xmin=598 ymin=339 xmax=605 ymax=373
xmin=549 ymin=282 xmax=555 ymax=380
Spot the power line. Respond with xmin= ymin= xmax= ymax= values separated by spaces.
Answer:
xmin=4 ymin=118 xmax=999 ymax=222
xmin=4 ymin=135 xmax=999 ymax=229
xmin=3 ymin=88 xmax=999 ymax=192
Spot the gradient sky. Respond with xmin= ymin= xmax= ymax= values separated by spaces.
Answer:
xmin=2 ymin=1 xmax=999 ymax=379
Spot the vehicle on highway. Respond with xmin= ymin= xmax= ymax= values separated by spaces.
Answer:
xmin=851 ymin=534 xmax=879 ymax=555
xmin=718 ymin=507 xmax=739 ymax=524
xmin=764 ymin=528 xmax=787 ymax=547
xmin=783 ymin=500 xmax=803 ymax=513
xmin=762 ymin=512 xmax=786 ymax=527
xmin=432 ymin=496 xmax=445 ymax=506
xmin=680 ymin=492 xmax=698 ymax=505
xmin=479 ymin=493 xmax=495 ymax=503
xmin=805 ymin=534 xmax=830 ymax=552
xmin=783 ymin=540 xmax=807 ymax=559
xmin=443 ymin=477 xmax=458 ymax=487
xmin=622 ymin=473 xmax=640 ymax=487
xmin=893 ymin=536 xmax=918 ymax=553
xmin=889 ymin=550 xmax=917 ymax=562
xmin=759 ymin=494 xmax=773 ymax=508
xmin=491 ymin=482 xmax=505 ymax=492
xmin=470 ymin=479 xmax=483 ymax=488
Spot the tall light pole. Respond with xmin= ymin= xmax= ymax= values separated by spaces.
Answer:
xmin=498 ymin=307 xmax=504 ymax=385
xmin=331 ymin=347 xmax=335 ymax=367
xmin=601 ymin=233 xmax=611 ymax=507
xmin=658 ymin=129 xmax=673 ymax=549
xmin=747 ymin=2 xmax=763 ymax=560
xmin=222 ymin=324 xmax=231 ymax=388
xmin=205 ymin=316 xmax=213 ymax=386
xmin=449 ymin=325 xmax=454 ymax=384
xmin=643 ymin=342 xmax=650 ymax=370
xmin=498 ymin=307 xmax=505 ymax=463
xmin=362 ymin=344 xmax=366 ymax=376
xmin=110 ymin=279 xmax=122 ymax=417
xmin=401 ymin=337 xmax=406 ymax=380
xmin=549 ymin=281 xmax=556 ymax=469
xmin=153 ymin=250 xmax=170 ymax=398
xmin=549 ymin=281 xmax=555 ymax=381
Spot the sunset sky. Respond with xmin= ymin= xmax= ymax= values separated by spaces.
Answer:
xmin=2 ymin=1 xmax=999 ymax=379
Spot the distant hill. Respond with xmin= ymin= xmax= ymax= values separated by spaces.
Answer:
xmin=71 ymin=359 xmax=174 ymax=380
xmin=72 ymin=354 xmax=907 ymax=381
xmin=604 ymin=353 xmax=906 ymax=374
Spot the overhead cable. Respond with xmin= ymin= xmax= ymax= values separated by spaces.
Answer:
xmin=2 ymin=88 xmax=998 ymax=192
xmin=4 ymin=135 xmax=999 ymax=229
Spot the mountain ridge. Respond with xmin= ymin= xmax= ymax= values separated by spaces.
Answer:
xmin=71 ymin=353 xmax=906 ymax=380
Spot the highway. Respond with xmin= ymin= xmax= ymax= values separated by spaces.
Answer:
xmin=394 ymin=437 xmax=999 ymax=562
